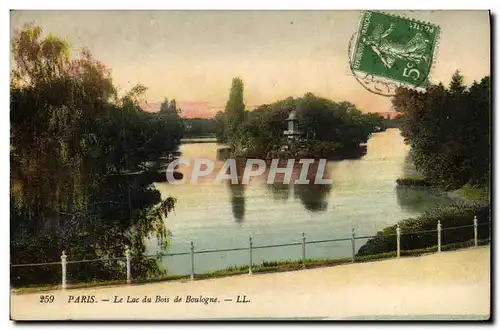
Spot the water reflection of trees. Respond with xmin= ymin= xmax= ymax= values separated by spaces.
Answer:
xmin=293 ymin=183 xmax=332 ymax=212
xmin=265 ymin=183 xmax=291 ymax=201
xmin=396 ymin=151 xmax=453 ymax=213
xmin=269 ymin=160 xmax=333 ymax=213
xmin=229 ymin=183 xmax=246 ymax=223
xmin=395 ymin=185 xmax=453 ymax=214
xmin=223 ymin=157 xmax=336 ymax=219
xmin=293 ymin=160 xmax=333 ymax=212
xmin=227 ymin=158 xmax=246 ymax=223
xmin=265 ymin=181 xmax=332 ymax=212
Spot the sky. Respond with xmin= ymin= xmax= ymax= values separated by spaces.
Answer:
xmin=10 ymin=10 xmax=490 ymax=118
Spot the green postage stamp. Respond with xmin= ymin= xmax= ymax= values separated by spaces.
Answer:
xmin=351 ymin=11 xmax=440 ymax=91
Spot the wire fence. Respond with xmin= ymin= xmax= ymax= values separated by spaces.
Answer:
xmin=11 ymin=216 xmax=491 ymax=289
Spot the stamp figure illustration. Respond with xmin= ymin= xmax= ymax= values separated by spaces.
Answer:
xmin=351 ymin=11 xmax=440 ymax=90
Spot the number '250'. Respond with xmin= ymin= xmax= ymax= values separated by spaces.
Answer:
xmin=39 ymin=295 xmax=54 ymax=303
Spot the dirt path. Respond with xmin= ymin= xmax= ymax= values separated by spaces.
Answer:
xmin=11 ymin=246 xmax=490 ymax=320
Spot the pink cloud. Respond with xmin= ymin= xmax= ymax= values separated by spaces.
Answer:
xmin=140 ymin=101 xmax=162 ymax=113
xmin=139 ymin=100 xmax=260 ymax=119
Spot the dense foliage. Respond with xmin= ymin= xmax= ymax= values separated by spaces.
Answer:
xmin=216 ymin=82 xmax=386 ymax=157
xmin=392 ymin=71 xmax=491 ymax=190
xmin=10 ymin=25 xmax=182 ymax=286
xmin=356 ymin=201 xmax=490 ymax=256
xmin=358 ymin=71 xmax=491 ymax=256
xmin=214 ymin=111 xmax=227 ymax=143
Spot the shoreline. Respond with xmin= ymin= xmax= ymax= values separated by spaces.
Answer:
xmin=11 ymin=239 xmax=489 ymax=294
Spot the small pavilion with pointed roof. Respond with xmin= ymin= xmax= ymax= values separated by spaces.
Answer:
xmin=283 ymin=110 xmax=302 ymax=142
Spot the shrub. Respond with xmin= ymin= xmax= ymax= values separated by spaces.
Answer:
xmin=356 ymin=201 xmax=491 ymax=256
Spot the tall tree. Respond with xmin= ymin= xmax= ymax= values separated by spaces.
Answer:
xmin=224 ymin=77 xmax=246 ymax=152
xmin=158 ymin=97 xmax=184 ymax=144
xmin=449 ymin=70 xmax=466 ymax=96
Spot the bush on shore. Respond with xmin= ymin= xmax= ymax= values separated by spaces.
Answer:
xmin=356 ymin=201 xmax=491 ymax=256
xmin=396 ymin=177 xmax=433 ymax=187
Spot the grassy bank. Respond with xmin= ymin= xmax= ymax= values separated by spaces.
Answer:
xmin=12 ymin=239 xmax=489 ymax=294
xmin=451 ymin=184 xmax=490 ymax=203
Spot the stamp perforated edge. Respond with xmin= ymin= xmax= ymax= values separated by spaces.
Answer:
xmin=349 ymin=10 xmax=441 ymax=92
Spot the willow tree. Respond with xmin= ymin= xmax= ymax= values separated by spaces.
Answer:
xmin=11 ymin=24 xmax=177 ymax=286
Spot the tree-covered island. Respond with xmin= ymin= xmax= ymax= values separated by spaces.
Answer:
xmin=215 ymin=77 xmax=387 ymax=160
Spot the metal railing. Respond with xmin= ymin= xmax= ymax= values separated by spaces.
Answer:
xmin=10 ymin=215 xmax=490 ymax=289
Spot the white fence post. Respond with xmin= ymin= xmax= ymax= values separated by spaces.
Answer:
xmin=474 ymin=215 xmax=478 ymax=247
xmin=248 ymin=237 xmax=253 ymax=275
xmin=437 ymin=220 xmax=442 ymax=253
xmin=61 ymin=251 xmax=67 ymax=290
xmin=125 ymin=246 xmax=131 ymax=284
xmin=396 ymin=224 xmax=401 ymax=258
xmin=302 ymin=232 xmax=306 ymax=268
xmin=351 ymin=228 xmax=356 ymax=262
xmin=190 ymin=241 xmax=195 ymax=281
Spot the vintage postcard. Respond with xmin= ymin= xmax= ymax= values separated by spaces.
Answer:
xmin=10 ymin=10 xmax=491 ymax=321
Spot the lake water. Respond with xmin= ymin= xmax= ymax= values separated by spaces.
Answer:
xmin=149 ymin=129 xmax=454 ymax=275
